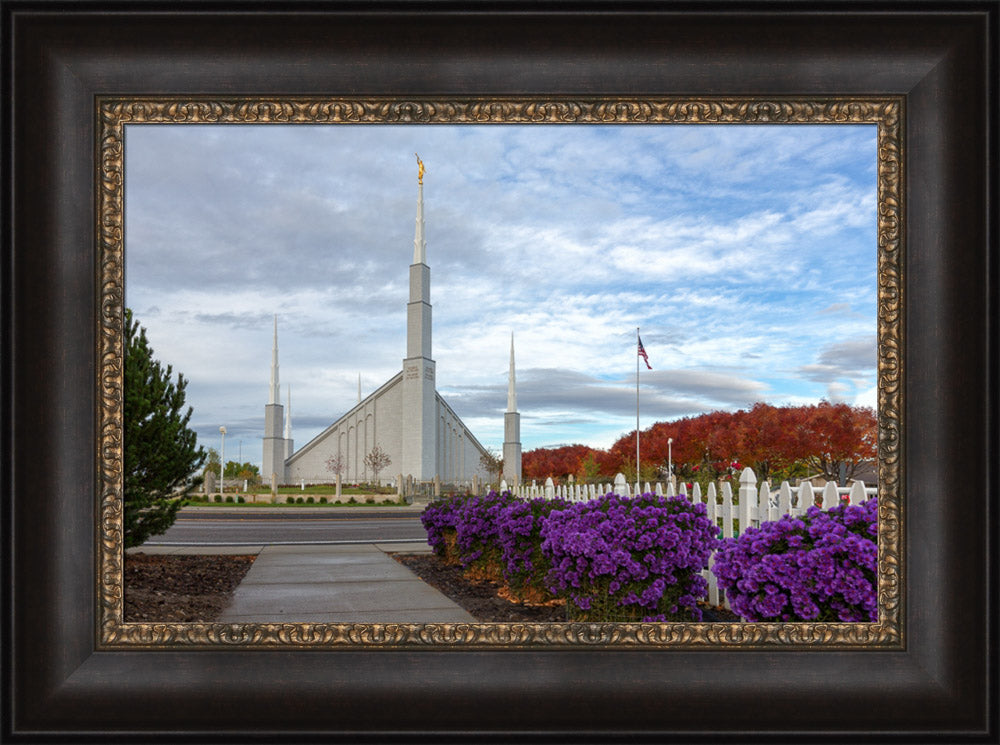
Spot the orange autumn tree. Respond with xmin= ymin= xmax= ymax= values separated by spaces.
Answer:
xmin=522 ymin=444 xmax=607 ymax=482
xmin=795 ymin=402 xmax=878 ymax=481
xmin=534 ymin=403 xmax=877 ymax=487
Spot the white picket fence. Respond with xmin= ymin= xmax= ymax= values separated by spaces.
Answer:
xmin=500 ymin=467 xmax=876 ymax=610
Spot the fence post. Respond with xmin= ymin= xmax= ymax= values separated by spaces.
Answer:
xmin=545 ymin=477 xmax=554 ymax=500
xmin=613 ymin=473 xmax=627 ymax=496
xmin=721 ymin=481 xmax=734 ymax=539
xmin=796 ymin=481 xmax=813 ymax=513
xmin=738 ymin=467 xmax=755 ymax=538
xmin=758 ymin=480 xmax=771 ymax=525
xmin=778 ymin=481 xmax=793 ymax=516
xmin=822 ymin=481 xmax=839 ymax=508
xmin=848 ymin=480 xmax=867 ymax=504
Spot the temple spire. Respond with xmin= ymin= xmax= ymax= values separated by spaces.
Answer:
xmin=507 ymin=333 xmax=517 ymax=413
xmin=413 ymin=154 xmax=426 ymax=265
xmin=269 ymin=315 xmax=280 ymax=404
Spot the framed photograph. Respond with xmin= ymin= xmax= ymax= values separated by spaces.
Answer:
xmin=4 ymin=2 xmax=995 ymax=741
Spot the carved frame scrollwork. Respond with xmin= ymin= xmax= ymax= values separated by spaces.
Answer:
xmin=97 ymin=97 xmax=903 ymax=649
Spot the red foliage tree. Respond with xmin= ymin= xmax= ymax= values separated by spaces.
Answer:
xmin=601 ymin=402 xmax=877 ymax=485
xmin=522 ymin=444 xmax=606 ymax=482
xmin=797 ymin=402 xmax=877 ymax=481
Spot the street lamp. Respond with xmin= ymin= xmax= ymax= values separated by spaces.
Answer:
xmin=219 ymin=425 xmax=227 ymax=496
xmin=667 ymin=438 xmax=673 ymax=486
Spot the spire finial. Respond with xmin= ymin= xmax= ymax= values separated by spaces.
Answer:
xmin=412 ymin=157 xmax=426 ymax=264
xmin=507 ymin=332 xmax=517 ymax=413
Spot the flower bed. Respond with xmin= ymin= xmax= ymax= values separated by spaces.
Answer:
xmin=710 ymin=497 xmax=878 ymax=622
xmin=419 ymin=494 xmax=466 ymax=565
xmin=453 ymin=491 xmax=516 ymax=574
xmin=495 ymin=497 xmax=569 ymax=603
xmin=540 ymin=492 xmax=720 ymax=622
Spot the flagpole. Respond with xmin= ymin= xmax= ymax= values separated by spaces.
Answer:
xmin=636 ymin=326 xmax=640 ymax=496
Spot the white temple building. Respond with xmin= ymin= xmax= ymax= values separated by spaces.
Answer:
xmin=262 ymin=158 xmax=520 ymax=488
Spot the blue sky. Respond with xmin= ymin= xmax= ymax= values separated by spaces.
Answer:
xmin=124 ymin=123 xmax=877 ymax=468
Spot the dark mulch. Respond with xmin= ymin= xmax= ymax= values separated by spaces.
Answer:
xmin=124 ymin=553 xmax=256 ymax=622
xmin=394 ymin=553 xmax=741 ymax=623
xmin=394 ymin=553 xmax=568 ymax=622
xmin=124 ymin=550 xmax=740 ymax=624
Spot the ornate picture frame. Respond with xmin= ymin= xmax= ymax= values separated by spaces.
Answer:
xmin=98 ymin=96 xmax=903 ymax=649
xmin=5 ymin=3 xmax=994 ymax=741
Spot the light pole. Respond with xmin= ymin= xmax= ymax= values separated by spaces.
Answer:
xmin=667 ymin=438 xmax=673 ymax=486
xmin=219 ymin=425 xmax=227 ymax=496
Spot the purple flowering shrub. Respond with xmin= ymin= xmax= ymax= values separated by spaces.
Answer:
xmin=711 ymin=497 xmax=878 ymax=622
xmin=495 ymin=497 xmax=569 ymax=598
xmin=453 ymin=490 xmax=517 ymax=578
xmin=540 ymin=492 xmax=720 ymax=622
xmin=419 ymin=495 xmax=467 ymax=562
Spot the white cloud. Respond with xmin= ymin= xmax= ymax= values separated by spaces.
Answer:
xmin=125 ymin=123 xmax=878 ymax=464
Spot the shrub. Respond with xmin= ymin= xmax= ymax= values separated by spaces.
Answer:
xmin=541 ymin=492 xmax=719 ymax=622
xmin=495 ymin=497 xmax=569 ymax=598
xmin=286 ymin=496 xmax=295 ymax=504
xmin=365 ymin=496 xmax=375 ymax=504
xmin=320 ymin=497 xmax=328 ymax=504
xmin=711 ymin=497 xmax=878 ymax=622
xmin=225 ymin=495 xmax=234 ymax=503
xmin=347 ymin=496 xmax=358 ymax=504
xmin=306 ymin=496 xmax=315 ymax=504
xmin=237 ymin=496 xmax=245 ymax=504
xmin=420 ymin=495 xmax=468 ymax=563
xmin=453 ymin=491 xmax=516 ymax=580
xmin=296 ymin=497 xmax=304 ymax=504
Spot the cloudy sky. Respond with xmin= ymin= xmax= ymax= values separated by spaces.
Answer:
xmin=124 ymin=123 xmax=877 ymax=468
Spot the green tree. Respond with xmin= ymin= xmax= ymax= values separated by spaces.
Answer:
xmin=479 ymin=449 xmax=503 ymax=483
xmin=225 ymin=460 xmax=261 ymax=486
xmin=123 ymin=308 xmax=205 ymax=548
xmin=204 ymin=447 xmax=220 ymax=477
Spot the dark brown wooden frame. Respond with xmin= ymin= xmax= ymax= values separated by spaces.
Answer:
xmin=3 ymin=2 xmax=996 ymax=741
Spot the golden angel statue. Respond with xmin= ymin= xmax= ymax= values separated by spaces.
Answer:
xmin=415 ymin=154 xmax=425 ymax=185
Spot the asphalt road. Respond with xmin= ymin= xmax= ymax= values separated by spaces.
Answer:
xmin=141 ymin=508 xmax=429 ymax=546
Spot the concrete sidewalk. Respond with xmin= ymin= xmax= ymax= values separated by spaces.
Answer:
xmin=213 ymin=543 xmax=475 ymax=623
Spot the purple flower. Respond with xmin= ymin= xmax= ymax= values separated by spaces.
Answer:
xmin=541 ymin=492 xmax=720 ymax=622
xmin=711 ymin=496 xmax=878 ymax=622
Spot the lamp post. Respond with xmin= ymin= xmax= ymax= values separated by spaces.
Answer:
xmin=219 ymin=425 xmax=227 ymax=496
xmin=667 ymin=438 xmax=673 ymax=486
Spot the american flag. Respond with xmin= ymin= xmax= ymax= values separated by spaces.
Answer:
xmin=638 ymin=335 xmax=652 ymax=369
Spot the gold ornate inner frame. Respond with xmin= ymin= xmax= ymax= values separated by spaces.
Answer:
xmin=97 ymin=96 xmax=903 ymax=649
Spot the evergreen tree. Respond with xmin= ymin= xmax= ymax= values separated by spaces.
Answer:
xmin=123 ymin=308 xmax=205 ymax=548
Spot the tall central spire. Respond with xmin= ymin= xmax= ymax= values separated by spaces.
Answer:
xmin=413 ymin=154 xmax=426 ymax=265
xmin=269 ymin=315 xmax=280 ymax=404
xmin=401 ymin=155 xmax=436 ymax=480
